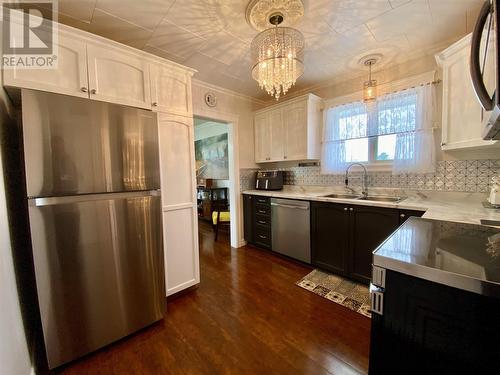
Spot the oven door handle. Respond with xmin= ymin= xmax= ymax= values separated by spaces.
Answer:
xmin=470 ymin=0 xmax=495 ymax=111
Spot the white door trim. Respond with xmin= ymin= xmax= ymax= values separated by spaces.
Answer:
xmin=193 ymin=108 xmax=244 ymax=248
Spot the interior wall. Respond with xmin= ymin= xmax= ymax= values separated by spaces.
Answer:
xmin=192 ymin=80 xmax=263 ymax=169
xmin=194 ymin=119 xmax=230 ymax=187
xmin=0 ymin=86 xmax=32 ymax=375
xmin=262 ymin=52 xmax=499 ymax=169
xmin=194 ymin=120 xmax=228 ymax=141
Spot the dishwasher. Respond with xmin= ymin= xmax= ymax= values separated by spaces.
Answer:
xmin=271 ymin=198 xmax=311 ymax=263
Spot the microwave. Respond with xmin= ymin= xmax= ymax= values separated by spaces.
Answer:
xmin=470 ymin=0 xmax=500 ymax=140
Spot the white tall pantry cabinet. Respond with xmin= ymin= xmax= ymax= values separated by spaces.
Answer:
xmin=3 ymin=20 xmax=200 ymax=297
xmin=155 ymin=74 xmax=200 ymax=296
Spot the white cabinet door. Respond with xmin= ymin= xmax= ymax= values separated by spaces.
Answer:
xmin=3 ymin=33 xmax=89 ymax=98
xmin=254 ymin=112 xmax=271 ymax=162
xmin=438 ymin=35 xmax=498 ymax=150
xmin=283 ymin=100 xmax=308 ymax=160
xmin=269 ymin=109 xmax=284 ymax=161
xmin=87 ymin=43 xmax=151 ymax=109
xmin=158 ymin=113 xmax=199 ymax=296
xmin=150 ymin=63 xmax=192 ymax=116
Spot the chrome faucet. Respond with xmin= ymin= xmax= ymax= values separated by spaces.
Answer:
xmin=345 ymin=163 xmax=368 ymax=198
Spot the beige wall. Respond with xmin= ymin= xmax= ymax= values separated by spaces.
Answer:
xmin=261 ymin=53 xmax=499 ymax=165
xmin=192 ymin=80 xmax=262 ymax=169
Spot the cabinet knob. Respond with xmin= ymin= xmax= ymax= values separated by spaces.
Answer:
xmin=152 ymin=102 xmax=158 ymax=107
xmin=349 ymin=207 xmax=354 ymax=211
xmin=441 ymin=142 xmax=446 ymax=146
xmin=400 ymin=214 xmax=406 ymax=218
xmin=81 ymin=87 xmax=88 ymax=92
xmin=344 ymin=207 xmax=348 ymax=211
xmin=284 ymin=155 xmax=287 ymax=159
xmin=90 ymin=89 xmax=97 ymax=94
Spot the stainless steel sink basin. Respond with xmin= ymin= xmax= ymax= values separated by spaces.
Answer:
xmin=359 ymin=196 xmax=405 ymax=203
xmin=322 ymin=193 xmax=363 ymax=199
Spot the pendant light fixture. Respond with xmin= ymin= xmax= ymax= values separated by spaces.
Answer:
xmin=363 ymin=58 xmax=378 ymax=103
xmin=246 ymin=0 xmax=305 ymax=100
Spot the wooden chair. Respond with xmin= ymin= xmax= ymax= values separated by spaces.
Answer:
xmin=211 ymin=199 xmax=230 ymax=241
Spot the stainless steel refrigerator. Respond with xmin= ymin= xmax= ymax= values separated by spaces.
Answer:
xmin=20 ymin=89 xmax=165 ymax=369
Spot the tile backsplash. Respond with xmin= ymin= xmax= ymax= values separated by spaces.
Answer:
xmin=240 ymin=159 xmax=500 ymax=193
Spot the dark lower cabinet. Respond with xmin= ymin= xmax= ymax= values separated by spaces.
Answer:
xmin=243 ymin=194 xmax=254 ymax=243
xmin=311 ymin=202 xmax=350 ymax=276
xmin=399 ymin=209 xmax=424 ymax=224
xmin=311 ymin=202 xmax=421 ymax=283
xmin=243 ymin=194 xmax=271 ymax=249
xmin=350 ymin=206 xmax=399 ymax=283
xmin=370 ymin=270 xmax=500 ymax=375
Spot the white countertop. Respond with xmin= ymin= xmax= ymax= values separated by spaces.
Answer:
xmin=242 ymin=186 xmax=500 ymax=227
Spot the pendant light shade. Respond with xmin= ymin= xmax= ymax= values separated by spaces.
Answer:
xmin=363 ymin=59 xmax=377 ymax=103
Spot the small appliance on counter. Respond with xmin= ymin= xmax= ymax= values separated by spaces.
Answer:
xmin=255 ymin=170 xmax=284 ymax=190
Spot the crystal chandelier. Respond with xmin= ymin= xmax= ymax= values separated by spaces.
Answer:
xmin=250 ymin=13 xmax=305 ymax=100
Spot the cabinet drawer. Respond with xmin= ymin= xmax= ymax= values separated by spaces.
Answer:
xmin=254 ymin=203 xmax=271 ymax=216
xmin=255 ymin=227 xmax=271 ymax=248
xmin=255 ymin=214 xmax=271 ymax=227
xmin=254 ymin=196 xmax=270 ymax=205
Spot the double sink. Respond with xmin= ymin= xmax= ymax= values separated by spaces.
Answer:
xmin=321 ymin=193 xmax=405 ymax=203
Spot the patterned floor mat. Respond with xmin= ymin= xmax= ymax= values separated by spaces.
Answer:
xmin=296 ymin=269 xmax=371 ymax=318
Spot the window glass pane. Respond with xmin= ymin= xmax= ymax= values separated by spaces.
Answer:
xmin=376 ymin=134 xmax=397 ymax=161
xmin=345 ymin=137 xmax=368 ymax=162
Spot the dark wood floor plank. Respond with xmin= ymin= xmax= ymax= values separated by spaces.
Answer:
xmin=57 ymin=222 xmax=370 ymax=374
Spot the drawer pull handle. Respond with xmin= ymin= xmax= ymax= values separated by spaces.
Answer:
xmin=258 ymin=235 xmax=267 ymax=239
xmin=258 ymin=210 xmax=266 ymax=214
xmin=258 ymin=220 xmax=266 ymax=224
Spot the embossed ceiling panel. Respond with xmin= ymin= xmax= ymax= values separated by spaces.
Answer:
xmin=52 ymin=0 xmax=484 ymax=99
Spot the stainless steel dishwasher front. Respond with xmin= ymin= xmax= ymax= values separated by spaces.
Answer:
xmin=271 ymin=198 xmax=311 ymax=263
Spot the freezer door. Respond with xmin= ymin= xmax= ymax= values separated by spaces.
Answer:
xmin=28 ymin=191 xmax=164 ymax=368
xmin=22 ymin=89 xmax=160 ymax=197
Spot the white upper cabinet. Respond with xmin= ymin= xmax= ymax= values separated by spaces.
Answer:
xmin=150 ymin=63 xmax=192 ymax=116
xmin=270 ymin=110 xmax=284 ymax=161
xmin=436 ymin=34 xmax=498 ymax=150
xmin=3 ymin=21 xmax=195 ymax=114
xmin=254 ymin=94 xmax=322 ymax=163
xmin=87 ymin=43 xmax=151 ymax=110
xmin=283 ymin=100 xmax=308 ymax=160
xmin=254 ymin=112 xmax=271 ymax=162
xmin=3 ymin=32 xmax=89 ymax=98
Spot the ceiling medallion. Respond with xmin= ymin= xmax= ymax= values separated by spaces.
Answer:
xmin=247 ymin=0 xmax=305 ymax=100
xmin=246 ymin=0 xmax=304 ymax=31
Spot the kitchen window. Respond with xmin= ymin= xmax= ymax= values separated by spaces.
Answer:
xmin=321 ymin=84 xmax=436 ymax=174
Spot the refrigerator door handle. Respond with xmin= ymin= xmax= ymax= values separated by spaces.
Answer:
xmin=29 ymin=190 xmax=161 ymax=207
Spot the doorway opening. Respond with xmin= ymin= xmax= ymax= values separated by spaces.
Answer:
xmin=194 ymin=117 xmax=233 ymax=244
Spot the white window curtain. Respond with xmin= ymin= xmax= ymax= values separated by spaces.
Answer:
xmin=391 ymin=85 xmax=436 ymax=174
xmin=321 ymin=101 xmax=372 ymax=174
xmin=321 ymin=84 xmax=436 ymax=175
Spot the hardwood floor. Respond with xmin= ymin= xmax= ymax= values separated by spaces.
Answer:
xmin=57 ymin=221 xmax=370 ymax=375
